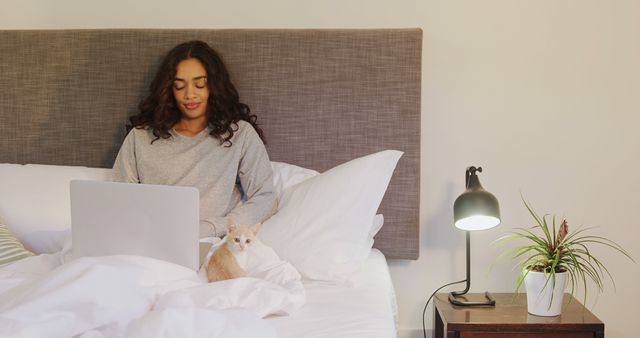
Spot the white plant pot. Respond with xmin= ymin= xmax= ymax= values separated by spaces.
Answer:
xmin=524 ymin=270 xmax=568 ymax=316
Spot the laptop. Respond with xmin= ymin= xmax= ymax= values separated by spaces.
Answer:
xmin=70 ymin=180 xmax=200 ymax=271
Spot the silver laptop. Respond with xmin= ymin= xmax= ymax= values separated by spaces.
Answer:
xmin=70 ymin=180 xmax=200 ymax=270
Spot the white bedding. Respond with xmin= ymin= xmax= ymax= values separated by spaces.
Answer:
xmin=0 ymin=156 xmax=401 ymax=337
xmin=0 ymin=249 xmax=396 ymax=338
xmin=0 ymin=248 xmax=397 ymax=338
xmin=0 ymin=248 xmax=304 ymax=338
xmin=267 ymin=248 xmax=397 ymax=338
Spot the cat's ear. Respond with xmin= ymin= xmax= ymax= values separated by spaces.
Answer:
xmin=226 ymin=219 xmax=237 ymax=233
xmin=227 ymin=224 xmax=236 ymax=232
xmin=250 ymin=222 xmax=262 ymax=234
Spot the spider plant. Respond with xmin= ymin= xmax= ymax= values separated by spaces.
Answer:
xmin=495 ymin=199 xmax=634 ymax=306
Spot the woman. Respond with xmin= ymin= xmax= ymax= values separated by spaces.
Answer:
xmin=112 ymin=40 xmax=276 ymax=238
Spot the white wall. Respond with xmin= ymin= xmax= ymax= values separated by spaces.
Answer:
xmin=3 ymin=1 xmax=639 ymax=337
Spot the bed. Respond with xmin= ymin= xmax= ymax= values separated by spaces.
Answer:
xmin=0 ymin=29 xmax=421 ymax=338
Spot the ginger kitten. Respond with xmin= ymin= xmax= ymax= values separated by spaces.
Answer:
xmin=207 ymin=222 xmax=260 ymax=282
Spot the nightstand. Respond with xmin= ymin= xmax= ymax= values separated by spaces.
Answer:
xmin=433 ymin=293 xmax=604 ymax=338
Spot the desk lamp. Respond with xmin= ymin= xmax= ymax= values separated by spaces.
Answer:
xmin=449 ymin=166 xmax=501 ymax=306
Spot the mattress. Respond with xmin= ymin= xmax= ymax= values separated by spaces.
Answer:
xmin=267 ymin=248 xmax=398 ymax=338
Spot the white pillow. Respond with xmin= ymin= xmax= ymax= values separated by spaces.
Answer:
xmin=0 ymin=164 xmax=112 ymax=253
xmin=270 ymin=161 xmax=319 ymax=197
xmin=362 ymin=214 xmax=385 ymax=258
xmin=259 ymin=150 xmax=402 ymax=284
xmin=370 ymin=214 xmax=384 ymax=239
xmin=271 ymin=162 xmax=384 ymax=240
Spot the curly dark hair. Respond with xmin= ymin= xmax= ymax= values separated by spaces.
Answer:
xmin=129 ymin=40 xmax=265 ymax=146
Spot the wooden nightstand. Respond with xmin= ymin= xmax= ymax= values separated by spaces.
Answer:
xmin=433 ymin=293 xmax=604 ymax=338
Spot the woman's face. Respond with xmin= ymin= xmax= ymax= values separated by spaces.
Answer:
xmin=172 ymin=58 xmax=210 ymax=122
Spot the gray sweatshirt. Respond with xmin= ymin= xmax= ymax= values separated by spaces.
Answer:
xmin=112 ymin=120 xmax=276 ymax=238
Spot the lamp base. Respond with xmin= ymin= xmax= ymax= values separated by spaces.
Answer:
xmin=448 ymin=291 xmax=496 ymax=306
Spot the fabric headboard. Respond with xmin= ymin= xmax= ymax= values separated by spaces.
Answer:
xmin=0 ymin=29 xmax=421 ymax=259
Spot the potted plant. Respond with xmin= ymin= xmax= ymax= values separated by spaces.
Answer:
xmin=495 ymin=199 xmax=633 ymax=316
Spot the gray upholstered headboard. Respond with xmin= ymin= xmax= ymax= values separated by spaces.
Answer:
xmin=0 ymin=29 xmax=421 ymax=259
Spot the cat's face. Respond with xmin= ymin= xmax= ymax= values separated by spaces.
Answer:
xmin=226 ymin=223 xmax=261 ymax=252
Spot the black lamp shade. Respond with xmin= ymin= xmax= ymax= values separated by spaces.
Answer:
xmin=453 ymin=167 xmax=500 ymax=231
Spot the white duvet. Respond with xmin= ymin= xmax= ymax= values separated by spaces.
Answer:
xmin=0 ymin=243 xmax=305 ymax=338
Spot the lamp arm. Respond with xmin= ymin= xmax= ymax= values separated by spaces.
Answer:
xmin=448 ymin=231 xmax=496 ymax=306
xmin=450 ymin=231 xmax=471 ymax=296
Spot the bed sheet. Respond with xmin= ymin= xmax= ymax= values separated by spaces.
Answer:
xmin=266 ymin=248 xmax=398 ymax=338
